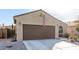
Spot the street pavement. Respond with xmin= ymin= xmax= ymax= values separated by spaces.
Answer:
xmin=0 ymin=39 xmax=26 ymax=50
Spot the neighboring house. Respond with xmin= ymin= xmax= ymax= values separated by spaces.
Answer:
xmin=5 ymin=24 xmax=16 ymax=30
xmin=67 ymin=20 xmax=79 ymax=39
xmin=5 ymin=26 xmax=12 ymax=29
xmin=13 ymin=9 xmax=67 ymax=41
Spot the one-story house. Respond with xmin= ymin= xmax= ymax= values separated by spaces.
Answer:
xmin=13 ymin=9 xmax=67 ymax=41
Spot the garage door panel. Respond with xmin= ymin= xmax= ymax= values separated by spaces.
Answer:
xmin=23 ymin=24 xmax=55 ymax=40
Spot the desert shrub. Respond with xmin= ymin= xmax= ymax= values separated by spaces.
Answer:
xmin=63 ymin=33 xmax=69 ymax=38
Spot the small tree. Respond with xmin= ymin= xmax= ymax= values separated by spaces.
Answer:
xmin=76 ymin=23 xmax=79 ymax=40
xmin=76 ymin=26 xmax=79 ymax=32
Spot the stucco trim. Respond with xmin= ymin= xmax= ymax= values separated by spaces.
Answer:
xmin=13 ymin=9 xmax=42 ymax=18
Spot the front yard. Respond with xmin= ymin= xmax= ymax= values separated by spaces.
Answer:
xmin=0 ymin=38 xmax=79 ymax=50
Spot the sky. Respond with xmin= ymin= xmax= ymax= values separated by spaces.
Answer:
xmin=0 ymin=9 xmax=79 ymax=26
xmin=0 ymin=0 xmax=79 ymax=25
xmin=44 ymin=9 xmax=79 ymax=22
xmin=0 ymin=9 xmax=32 ymax=26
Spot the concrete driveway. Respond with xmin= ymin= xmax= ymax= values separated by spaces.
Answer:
xmin=23 ymin=39 xmax=79 ymax=50
xmin=23 ymin=39 xmax=62 ymax=50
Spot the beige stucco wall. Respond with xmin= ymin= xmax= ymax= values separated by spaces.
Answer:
xmin=41 ymin=11 xmax=67 ymax=39
xmin=14 ymin=10 xmax=67 ymax=41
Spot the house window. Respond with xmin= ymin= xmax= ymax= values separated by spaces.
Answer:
xmin=59 ymin=26 xmax=63 ymax=37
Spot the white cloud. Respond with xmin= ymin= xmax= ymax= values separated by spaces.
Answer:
xmin=43 ymin=9 xmax=79 ymax=22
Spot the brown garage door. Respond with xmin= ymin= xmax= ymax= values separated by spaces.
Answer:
xmin=23 ymin=24 xmax=55 ymax=40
